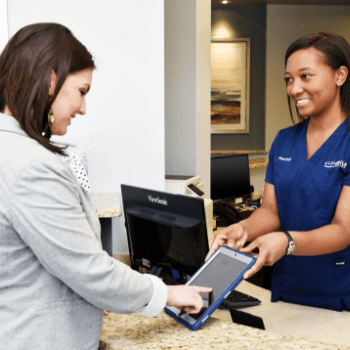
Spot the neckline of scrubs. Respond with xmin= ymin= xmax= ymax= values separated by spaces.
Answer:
xmin=302 ymin=117 xmax=349 ymax=164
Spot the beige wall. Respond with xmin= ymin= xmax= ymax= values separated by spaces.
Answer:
xmin=266 ymin=5 xmax=350 ymax=150
xmin=165 ymin=0 xmax=211 ymax=197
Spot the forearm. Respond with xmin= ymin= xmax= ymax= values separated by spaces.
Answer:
xmin=291 ymin=222 xmax=350 ymax=256
xmin=206 ymin=183 xmax=281 ymax=260
xmin=239 ymin=206 xmax=280 ymax=242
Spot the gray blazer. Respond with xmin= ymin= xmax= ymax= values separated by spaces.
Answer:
xmin=0 ymin=114 xmax=167 ymax=350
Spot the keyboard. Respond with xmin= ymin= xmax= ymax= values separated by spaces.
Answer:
xmin=221 ymin=289 xmax=261 ymax=308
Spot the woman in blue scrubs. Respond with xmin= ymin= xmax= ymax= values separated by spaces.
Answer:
xmin=207 ymin=32 xmax=350 ymax=311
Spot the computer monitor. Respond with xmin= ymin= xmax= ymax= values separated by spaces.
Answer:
xmin=211 ymin=154 xmax=251 ymax=202
xmin=121 ymin=184 xmax=209 ymax=283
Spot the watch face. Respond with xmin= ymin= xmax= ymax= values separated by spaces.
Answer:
xmin=287 ymin=242 xmax=296 ymax=255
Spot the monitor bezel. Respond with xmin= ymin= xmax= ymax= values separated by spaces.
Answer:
xmin=210 ymin=154 xmax=251 ymax=202
xmin=121 ymin=184 xmax=209 ymax=281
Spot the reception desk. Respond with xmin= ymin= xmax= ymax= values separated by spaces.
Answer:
xmin=90 ymin=193 xmax=122 ymax=256
xmin=217 ymin=280 xmax=350 ymax=347
xmin=90 ymin=197 xmax=350 ymax=349
xmin=98 ymin=308 xmax=349 ymax=350
xmin=98 ymin=255 xmax=350 ymax=350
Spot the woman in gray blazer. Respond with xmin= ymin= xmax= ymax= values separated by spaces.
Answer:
xmin=0 ymin=23 xmax=210 ymax=350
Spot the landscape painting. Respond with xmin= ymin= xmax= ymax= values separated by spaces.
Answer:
xmin=211 ymin=38 xmax=250 ymax=133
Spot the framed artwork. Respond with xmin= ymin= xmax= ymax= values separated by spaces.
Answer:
xmin=211 ymin=38 xmax=250 ymax=134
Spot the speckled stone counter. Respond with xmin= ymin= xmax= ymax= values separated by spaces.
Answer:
xmin=98 ymin=311 xmax=350 ymax=350
xmin=249 ymin=158 xmax=268 ymax=169
xmin=90 ymin=193 xmax=122 ymax=218
xmin=109 ymin=255 xmax=350 ymax=348
xmin=211 ymin=150 xmax=268 ymax=155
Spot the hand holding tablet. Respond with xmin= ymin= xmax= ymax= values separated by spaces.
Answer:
xmin=165 ymin=246 xmax=256 ymax=330
xmin=205 ymin=223 xmax=248 ymax=261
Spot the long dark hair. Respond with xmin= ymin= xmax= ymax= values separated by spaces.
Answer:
xmin=285 ymin=32 xmax=350 ymax=124
xmin=0 ymin=23 xmax=95 ymax=155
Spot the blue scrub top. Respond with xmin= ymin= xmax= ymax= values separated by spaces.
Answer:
xmin=265 ymin=117 xmax=350 ymax=311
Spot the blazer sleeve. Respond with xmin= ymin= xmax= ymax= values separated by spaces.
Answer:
xmin=8 ymin=157 xmax=167 ymax=316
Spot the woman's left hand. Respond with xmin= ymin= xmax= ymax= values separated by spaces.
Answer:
xmin=240 ymin=231 xmax=289 ymax=279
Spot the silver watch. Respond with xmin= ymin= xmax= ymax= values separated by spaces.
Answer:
xmin=282 ymin=231 xmax=296 ymax=255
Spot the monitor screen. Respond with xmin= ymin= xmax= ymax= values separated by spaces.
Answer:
xmin=211 ymin=154 xmax=251 ymax=201
xmin=121 ymin=184 xmax=209 ymax=279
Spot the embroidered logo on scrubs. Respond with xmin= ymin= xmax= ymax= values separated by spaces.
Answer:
xmin=324 ymin=161 xmax=347 ymax=169
xmin=278 ymin=157 xmax=292 ymax=162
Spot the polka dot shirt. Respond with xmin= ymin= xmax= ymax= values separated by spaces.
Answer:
xmin=61 ymin=153 xmax=91 ymax=193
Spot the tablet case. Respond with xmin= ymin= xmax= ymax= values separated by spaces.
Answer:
xmin=164 ymin=246 xmax=256 ymax=331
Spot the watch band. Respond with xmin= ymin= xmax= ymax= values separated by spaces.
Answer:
xmin=282 ymin=231 xmax=296 ymax=255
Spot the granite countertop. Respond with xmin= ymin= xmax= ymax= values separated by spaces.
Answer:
xmin=98 ymin=311 xmax=350 ymax=350
xmin=249 ymin=158 xmax=268 ymax=169
xmin=89 ymin=193 xmax=123 ymax=218
xmin=211 ymin=150 xmax=268 ymax=155
xmin=102 ymin=258 xmax=350 ymax=349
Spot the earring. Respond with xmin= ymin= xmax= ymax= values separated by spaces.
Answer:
xmin=44 ymin=111 xmax=54 ymax=139
xmin=48 ymin=111 xmax=54 ymax=127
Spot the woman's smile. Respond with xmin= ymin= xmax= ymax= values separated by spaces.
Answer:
xmin=296 ymin=98 xmax=310 ymax=106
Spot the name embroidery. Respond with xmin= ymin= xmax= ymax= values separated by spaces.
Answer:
xmin=324 ymin=161 xmax=347 ymax=169
xmin=278 ymin=157 xmax=292 ymax=162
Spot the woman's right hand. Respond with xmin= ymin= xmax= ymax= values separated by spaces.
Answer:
xmin=166 ymin=285 xmax=212 ymax=314
xmin=205 ymin=223 xmax=248 ymax=261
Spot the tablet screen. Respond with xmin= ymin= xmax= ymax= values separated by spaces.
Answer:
xmin=190 ymin=251 xmax=250 ymax=301
xmin=166 ymin=247 xmax=255 ymax=327
xmin=184 ymin=249 xmax=252 ymax=321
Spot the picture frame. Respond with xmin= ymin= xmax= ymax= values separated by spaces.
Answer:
xmin=211 ymin=38 xmax=250 ymax=134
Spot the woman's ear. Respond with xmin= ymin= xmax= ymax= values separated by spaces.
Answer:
xmin=336 ymin=66 xmax=348 ymax=87
xmin=49 ymin=70 xmax=58 ymax=96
